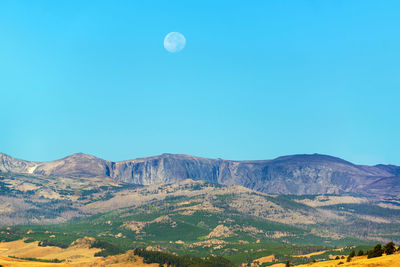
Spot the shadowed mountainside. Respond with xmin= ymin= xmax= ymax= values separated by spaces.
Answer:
xmin=1 ymin=152 xmax=399 ymax=196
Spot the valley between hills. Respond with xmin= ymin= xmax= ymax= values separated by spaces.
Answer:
xmin=0 ymin=152 xmax=399 ymax=266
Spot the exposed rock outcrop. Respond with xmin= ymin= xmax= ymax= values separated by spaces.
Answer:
xmin=207 ymin=225 xmax=232 ymax=239
xmin=1 ymin=152 xmax=399 ymax=196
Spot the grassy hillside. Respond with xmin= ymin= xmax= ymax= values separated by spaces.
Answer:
xmin=295 ymin=252 xmax=400 ymax=267
xmin=0 ymin=192 xmax=374 ymax=265
xmin=1 ymin=173 xmax=399 ymax=265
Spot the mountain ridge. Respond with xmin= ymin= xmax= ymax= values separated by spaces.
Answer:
xmin=1 ymin=152 xmax=399 ymax=196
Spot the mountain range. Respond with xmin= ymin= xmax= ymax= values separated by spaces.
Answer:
xmin=1 ymin=152 xmax=400 ymax=265
xmin=1 ymin=152 xmax=399 ymax=197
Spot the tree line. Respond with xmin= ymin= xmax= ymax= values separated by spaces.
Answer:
xmin=343 ymin=241 xmax=397 ymax=263
xmin=133 ymin=248 xmax=235 ymax=267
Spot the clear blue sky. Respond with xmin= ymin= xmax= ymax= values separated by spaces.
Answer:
xmin=1 ymin=0 xmax=399 ymax=165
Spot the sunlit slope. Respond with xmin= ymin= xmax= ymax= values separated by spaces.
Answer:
xmin=0 ymin=255 xmax=68 ymax=267
xmin=0 ymin=239 xmax=157 ymax=266
xmin=0 ymin=239 xmax=100 ymax=264
xmin=296 ymin=253 xmax=400 ymax=266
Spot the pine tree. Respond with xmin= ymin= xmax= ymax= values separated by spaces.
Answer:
xmin=384 ymin=242 xmax=396 ymax=255
xmin=367 ymin=243 xmax=383 ymax=258
xmin=349 ymin=250 xmax=355 ymax=258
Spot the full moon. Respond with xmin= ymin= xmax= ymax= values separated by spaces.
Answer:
xmin=164 ymin=32 xmax=186 ymax=53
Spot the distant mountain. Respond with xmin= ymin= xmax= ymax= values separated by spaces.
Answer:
xmin=1 ymin=152 xmax=399 ymax=196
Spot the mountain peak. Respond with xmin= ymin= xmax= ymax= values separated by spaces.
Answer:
xmin=273 ymin=153 xmax=355 ymax=165
xmin=60 ymin=152 xmax=103 ymax=161
xmin=62 ymin=153 xmax=99 ymax=160
xmin=0 ymin=152 xmax=12 ymax=159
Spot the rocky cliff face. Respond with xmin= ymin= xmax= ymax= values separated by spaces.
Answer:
xmin=0 ymin=152 xmax=398 ymax=196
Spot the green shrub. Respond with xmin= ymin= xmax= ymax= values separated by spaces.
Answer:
xmin=346 ymin=249 xmax=356 ymax=262
xmin=8 ymin=256 xmax=62 ymax=263
xmin=38 ymin=239 xmax=68 ymax=249
xmin=357 ymin=249 xmax=364 ymax=256
xmin=91 ymin=240 xmax=123 ymax=257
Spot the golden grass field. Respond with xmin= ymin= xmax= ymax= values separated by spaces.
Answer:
xmin=0 ymin=239 xmax=158 ymax=266
xmin=1 ymin=239 xmax=399 ymax=266
xmin=295 ymin=252 xmax=400 ymax=267
xmin=254 ymin=254 xmax=276 ymax=264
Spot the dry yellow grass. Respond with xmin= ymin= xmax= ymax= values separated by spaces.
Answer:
xmin=293 ymin=250 xmax=328 ymax=258
xmin=296 ymin=196 xmax=367 ymax=208
xmin=293 ymin=247 xmax=349 ymax=259
xmin=243 ymin=254 xmax=276 ymax=266
xmin=0 ymin=239 xmax=158 ymax=266
xmin=295 ymin=252 xmax=400 ymax=267
xmin=253 ymin=254 xmax=275 ymax=264
xmin=0 ymin=239 xmax=101 ymax=264
xmin=0 ymin=255 xmax=70 ymax=267
xmin=0 ymin=254 xmax=158 ymax=267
